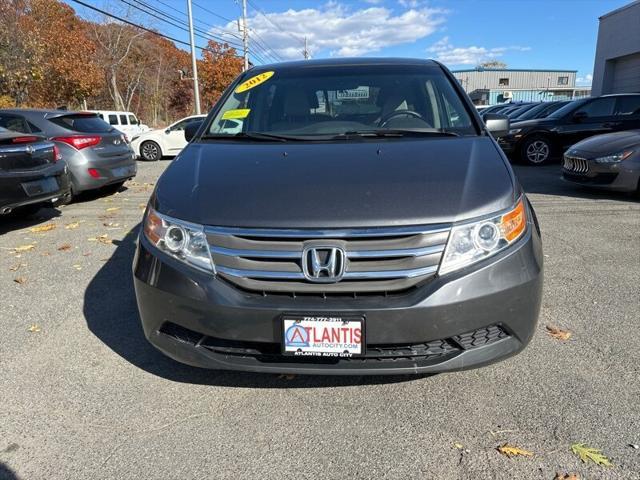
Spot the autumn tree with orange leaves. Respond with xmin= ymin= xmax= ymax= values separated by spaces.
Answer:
xmin=0 ymin=0 xmax=244 ymax=126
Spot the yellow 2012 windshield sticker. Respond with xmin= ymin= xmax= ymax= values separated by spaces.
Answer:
xmin=221 ymin=109 xmax=251 ymax=120
xmin=235 ymin=71 xmax=274 ymax=93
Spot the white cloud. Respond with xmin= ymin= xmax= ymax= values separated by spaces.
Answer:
xmin=218 ymin=3 xmax=446 ymax=60
xmin=576 ymin=73 xmax=593 ymax=86
xmin=428 ymin=36 xmax=531 ymax=66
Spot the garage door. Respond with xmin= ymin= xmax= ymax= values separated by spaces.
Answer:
xmin=611 ymin=53 xmax=640 ymax=93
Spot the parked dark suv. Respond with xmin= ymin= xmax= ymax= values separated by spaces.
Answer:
xmin=133 ymin=58 xmax=543 ymax=375
xmin=498 ymin=94 xmax=640 ymax=165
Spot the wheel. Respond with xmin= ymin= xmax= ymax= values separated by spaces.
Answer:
xmin=140 ymin=141 xmax=161 ymax=161
xmin=521 ymin=136 xmax=553 ymax=165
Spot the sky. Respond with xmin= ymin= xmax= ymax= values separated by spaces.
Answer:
xmin=67 ymin=0 xmax=633 ymax=86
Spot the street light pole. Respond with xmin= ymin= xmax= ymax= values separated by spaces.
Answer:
xmin=187 ymin=0 xmax=201 ymax=114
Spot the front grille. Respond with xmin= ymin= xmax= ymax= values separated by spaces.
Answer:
xmin=158 ymin=322 xmax=509 ymax=364
xmin=206 ymin=225 xmax=450 ymax=294
xmin=563 ymin=155 xmax=589 ymax=174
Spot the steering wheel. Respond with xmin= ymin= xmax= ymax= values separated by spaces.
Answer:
xmin=378 ymin=110 xmax=426 ymax=127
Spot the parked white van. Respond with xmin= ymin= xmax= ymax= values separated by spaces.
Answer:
xmin=90 ymin=110 xmax=149 ymax=138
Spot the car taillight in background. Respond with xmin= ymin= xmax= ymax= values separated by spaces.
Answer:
xmin=53 ymin=135 xmax=101 ymax=150
xmin=11 ymin=136 xmax=40 ymax=144
xmin=53 ymin=144 xmax=62 ymax=162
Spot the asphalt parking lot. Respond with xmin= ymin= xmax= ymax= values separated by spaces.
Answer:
xmin=1 ymin=160 xmax=639 ymax=480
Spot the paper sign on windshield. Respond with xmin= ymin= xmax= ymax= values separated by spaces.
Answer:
xmin=235 ymin=71 xmax=274 ymax=93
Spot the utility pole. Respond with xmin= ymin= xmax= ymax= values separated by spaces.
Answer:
xmin=186 ymin=0 xmax=201 ymax=114
xmin=303 ymin=37 xmax=309 ymax=60
xmin=241 ymin=0 xmax=249 ymax=71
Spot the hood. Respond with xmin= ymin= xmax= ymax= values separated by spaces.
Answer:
xmin=153 ymin=136 xmax=516 ymax=228
xmin=568 ymin=129 xmax=640 ymax=156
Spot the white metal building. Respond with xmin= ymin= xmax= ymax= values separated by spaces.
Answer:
xmin=451 ymin=69 xmax=590 ymax=105
xmin=591 ymin=1 xmax=640 ymax=96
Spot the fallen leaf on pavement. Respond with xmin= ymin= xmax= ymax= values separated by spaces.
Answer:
xmin=106 ymin=207 xmax=120 ymax=213
xmin=570 ymin=443 xmax=612 ymax=467
xmin=453 ymin=443 xmax=464 ymax=450
xmin=13 ymin=277 xmax=27 ymax=285
xmin=57 ymin=244 xmax=72 ymax=251
xmin=13 ymin=244 xmax=35 ymax=253
xmin=630 ymin=444 xmax=639 ymax=450
xmin=496 ymin=444 xmax=533 ymax=458
xmin=9 ymin=263 xmax=26 ymax=272
xmin=138 ymin=203 xmax=146 ymax=210
xmin=554 ymin=473 xmax=580 ymax=480
xmin=73 ymin=264 xmax=82 ymax=270
xmin=65 ymin=222 xmax=80 ymax=230
xmin=30 ymin=223 xmax=56 ymax=233
xmin=546 ymin=325 xmax=572 ymax=341
xmin=27 ymin=324 xmax=41 ymax=333
xmin=88 ymin=234 xmax=112 ymax=245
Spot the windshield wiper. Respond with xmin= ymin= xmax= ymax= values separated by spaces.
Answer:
xmin=201 ymin=132 xmax=309 ymax=142
xmin=341 ymin=129 xmax=460 ymax=138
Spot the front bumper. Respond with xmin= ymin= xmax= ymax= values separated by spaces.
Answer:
xmin=0 ymin=161 xmax=71 ymax=213
xmin=133 ymin=224 xmax=543 ymax=375
xmin=562 ymin=160 xmax=640 ymax=193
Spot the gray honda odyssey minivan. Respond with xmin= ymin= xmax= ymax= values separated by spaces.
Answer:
xmin=133 ymin=58 xmax=543 ymax=375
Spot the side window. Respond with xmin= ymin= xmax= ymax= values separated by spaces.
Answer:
xmin=119 ymin=114 xmax=128 ymax=125
xmin=615 ymin=96 xmax=640 ymax=116
xmin=108 ymin=114 xmax=118 ymax=125
xmin=129 ymin=115 xmax=138 ymax=125
xmin=498 ymin=78 xmax=509 ymax=86
xmin=170 ymin=119 xmax=188 ymax=131
xmin=0 ymin=114 xmax=30 ymax=133
xmin=27 ymin=121 xmax=43 ymax=133
xmin=576 ymin=98 xmax=615 ymax=118
xmin=557 ymin=76 xmax=569 ymax=85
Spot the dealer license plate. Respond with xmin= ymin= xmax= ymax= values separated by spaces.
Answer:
xmin=282 ymin=316 xmax=364 ymax=357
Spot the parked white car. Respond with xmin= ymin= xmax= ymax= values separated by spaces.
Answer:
xmin=130 ymin=114 xmax=206 ymax=161
xmin=90 ymin=110 xmax=149 ymax=138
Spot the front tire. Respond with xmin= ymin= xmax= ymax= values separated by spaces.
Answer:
xmin=140 ymin=141 xmax=161 ymax=161
xmin=521 ymin=135 xmax=553 ymax=165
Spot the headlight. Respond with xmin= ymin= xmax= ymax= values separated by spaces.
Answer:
xmin=594 ymin=150 xmax=633 ymax=164
xmin=143 ymin=206 xmax=214 ymax=272
xmin=508 ymin=128 xmax=522 ymax=135
xmin=439 ymin=199 xmax=527 ymax=275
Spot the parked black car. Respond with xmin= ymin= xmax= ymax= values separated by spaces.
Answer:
xmin=512 ymin=101 xmax=571 ymax=121
xmin=0 ymin=127 xmax=70 ymax=217
xmin=498 ymin=94 xmax=640 ymax=165
xmin=133 ymin=58 xmax=543 ymax=375
xmin=562 ymin=129 xmax=640 ymax=193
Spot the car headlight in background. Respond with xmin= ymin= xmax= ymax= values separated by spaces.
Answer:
xmin=143 ymin=206 xmax=214 ymax=273
xmin=439 ymin=199 xmax=527 ymax=275
xmin=594 ymin=150 xmax=633 ymax=164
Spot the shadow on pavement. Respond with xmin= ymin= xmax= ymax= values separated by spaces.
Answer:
xmin=0 ymin=206 xmax=61 ymax=236
xmin=0 ymin=462 xmax=20 ymax=480
xmin=512 ymin=164 xmax=638 ymax=201
xmin=83 ymin=223 xmax=425 ymax=388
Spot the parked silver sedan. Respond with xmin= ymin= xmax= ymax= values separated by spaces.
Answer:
xmin=562 ymin=130 xmax=640 ymax=193
xmin=0 ymin=109 xmax=137 ymax=198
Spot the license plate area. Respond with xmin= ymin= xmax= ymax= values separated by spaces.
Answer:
xmin=22 ymin=177 xmax=59 ymax=196
xmin=282 ymin=315 xmax=364 ymax=358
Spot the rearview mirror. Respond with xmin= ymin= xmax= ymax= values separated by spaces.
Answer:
xmin=184 ymin=120 xmax=204 ymax=142
xmin=483 ymin=113 xmax=510 ymax=138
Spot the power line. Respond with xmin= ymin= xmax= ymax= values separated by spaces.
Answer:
xmin=117 ymin=0 xmax=244 ymax=50
xmin=191 ymin=0 xmax=235 ymax=24
xmin=68 ymin=0 xmax=242 ymax=58
xmin=246 ymin=0 xmax=305 ymax=48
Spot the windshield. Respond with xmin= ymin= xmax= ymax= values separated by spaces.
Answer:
xmin=207 ymin=65 xmax=477 ymax=138
xmin=48 ymin=114 xmax=113 ymax=133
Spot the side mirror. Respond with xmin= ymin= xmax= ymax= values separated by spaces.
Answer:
xmin=184 ymin=120 xmax=204 ymax=142
xmin=572 ymin=111 xmax=587 ymax=122
xmin=483 ymin=113 xmax=510 ymax=138
xmin=164 ymin=128 xmax=171 ymax=134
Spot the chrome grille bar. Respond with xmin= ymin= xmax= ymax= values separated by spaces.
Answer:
xmin=205 ymin=224 xmax=450 ymax=238
xmin=216 ymin=264 xmax=439 ymax=280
